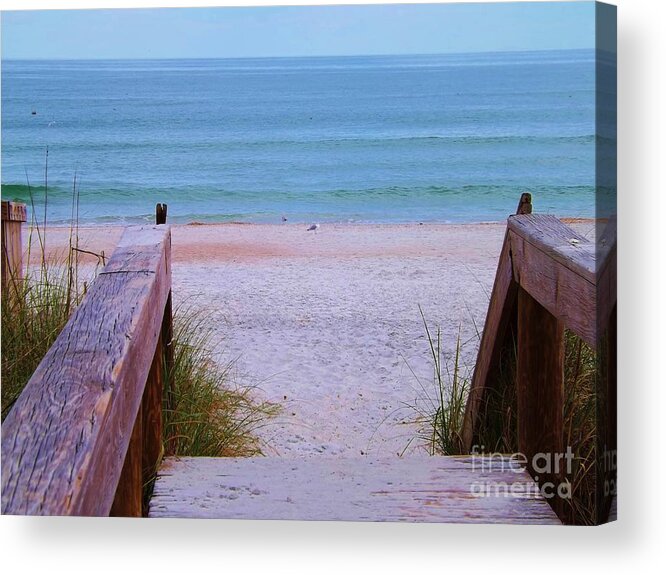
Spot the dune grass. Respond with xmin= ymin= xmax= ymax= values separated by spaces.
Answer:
xmin=163 ymin=306 xmax=278 ymax=458
xmin=1 ymin=264 xmax=82 ymax=419
xmin=1 ymin=189 xmax=89 ymax=419
xmin=407 ymin=307 xmax=469 ymax=456
xmin=412 ymin=309 xmax=599 ymax=525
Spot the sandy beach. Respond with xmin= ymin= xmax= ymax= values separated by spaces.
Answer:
xmin=32 ymin=220 xmax=596 ymax=457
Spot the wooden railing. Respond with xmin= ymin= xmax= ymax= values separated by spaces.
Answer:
xmin=462 ymin=195 xmax=617 ymax=523
xmin=1 ymin=223 xmax=172 ymax=516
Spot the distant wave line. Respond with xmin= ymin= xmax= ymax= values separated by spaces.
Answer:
xmin=2 ymin=182 xmax=598 ymax=202
xmin=3 ymin=133 xmax=599 ymax=153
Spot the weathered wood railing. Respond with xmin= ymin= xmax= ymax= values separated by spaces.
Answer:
xmin=462 ymin=195 xmax=617 ymax=523
xmin=1 ymin=223 xmax=172 ymax=516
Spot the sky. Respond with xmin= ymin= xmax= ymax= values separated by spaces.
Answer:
xmin=1 ymin=2 xmax=597 ymax=60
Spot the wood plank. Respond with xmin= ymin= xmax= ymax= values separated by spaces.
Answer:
xmin=462 ymin=232 xmax=517 ymax=450
xmin=517 ymin=288 xmax=565 ymax=519
xmin=149 ymin=456 xmax=560 ymax=524
xmin=508 ymin=214 xmax=595 ymax=283
xmin=1 ymin=225 xmax=171 ymax=516
xmin=509 ymin=227 xmax=597 ymax=347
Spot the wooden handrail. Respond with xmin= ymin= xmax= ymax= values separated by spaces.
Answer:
xmin=508 ymin=214 xmax=596 ymax=347
xmin=1 ymin=225 xmax=172 ymax=516
xmin=462 ymin=204 xmax=617 ymax=523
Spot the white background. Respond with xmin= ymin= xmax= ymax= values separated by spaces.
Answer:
xmin=0 ymin=1 xmax=663 ymax=573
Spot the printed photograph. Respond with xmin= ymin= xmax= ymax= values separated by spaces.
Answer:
xmin=1 ymin=1 xmax=616 ymax=525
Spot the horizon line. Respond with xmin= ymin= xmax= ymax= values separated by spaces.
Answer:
xmin=1 ymin=47 xmax=594 ymax=63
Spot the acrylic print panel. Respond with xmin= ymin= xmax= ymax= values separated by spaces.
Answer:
xmin=0 ymin=1 xmax=616 ymax=525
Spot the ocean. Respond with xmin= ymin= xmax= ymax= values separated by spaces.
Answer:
xmin=1 ymin=50 xmax=596 ymax=225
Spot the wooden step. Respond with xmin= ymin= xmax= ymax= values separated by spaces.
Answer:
xmin=149 ymin=456 xmax=561 ymax=524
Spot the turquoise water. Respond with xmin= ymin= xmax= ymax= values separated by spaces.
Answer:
xmin=1 ymin=50 xmax=596 ymax=224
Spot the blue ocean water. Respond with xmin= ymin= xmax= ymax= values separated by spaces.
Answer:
xmin=1 ymin=50 xmax=596 ymax=225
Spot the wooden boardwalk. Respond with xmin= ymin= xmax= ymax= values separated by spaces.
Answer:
xmin=149 ymin=456 xmax=560 ymax=523
xmin=1 ymin=198 xmax=615 ymax=524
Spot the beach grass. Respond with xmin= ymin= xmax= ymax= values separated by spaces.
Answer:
xmin=422 ymin=309 xmax=468 ymax=455
xmin=405 ymin=308 xmax=469 ymax=456
xmin=1 ymin=186 xmax=89 ymax=419
xmin=412 ymin=310 xmax=599 ymax=525
xmin=163 ymin=305 xmax=279 ymax=458
xmin=1 ymin=263 xmax=83 ymax=419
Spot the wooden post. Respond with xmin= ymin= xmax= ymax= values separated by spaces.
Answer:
xmin=597 ymin=304 xmax=617 ymax=522
xmin=155 ymin=203 xmax=172 ymax=455
xmin=516 ymin=193 xmax=532 ymax=215
xmin=110 ymin=404 xmax=144 ymax=517
xmin=462 ymin=194 xmax=533 ymax=451
xmin=1 ymin=201 xmax=27 ymax=298
xmin=156 ymin=203 xmax=168 ymax=225
xmin=141 ymin=330 xmax=163 ymax=496
xmin=162 ymin=293 xmax=175 ymax=449
xmin=141 ymin=295 xmax=174 ymax=508
xmin=517 ymin=287 xmax=565 ymax=517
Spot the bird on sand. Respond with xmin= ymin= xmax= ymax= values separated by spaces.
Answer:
xmin=307 ymin=223 xmax=320 ymax=233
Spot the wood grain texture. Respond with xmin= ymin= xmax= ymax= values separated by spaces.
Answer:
xmin=1 ymin=225 xmax=171 ymax=516
xmin=1 ymin=200 xmax=27 ymax=222
xmin=1 ymin=201 xmax=26 ymax=297
xmin=508 ymin=214 xmax=595 ymax=283
xmin=462 ymin=231 xmax=517 ymax=450
xmin=517 ymin=288 xmax=564 ymax=518
xmin=508 ymin=215 xmax=596 ymax=347
xmin=149 ymin=456 xmax=560 ymax=524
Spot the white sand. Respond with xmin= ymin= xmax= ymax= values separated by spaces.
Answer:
xmin=33 ymin=220 xmax=596 ymax=457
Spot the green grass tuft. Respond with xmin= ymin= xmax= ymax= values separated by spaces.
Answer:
xmin=163 ymin=305 xmax=279 ymax=458
xmin=1 ymin=265 xmax=84 ymax=419
xmin=406 ymin=307 xmax=469 ymax=456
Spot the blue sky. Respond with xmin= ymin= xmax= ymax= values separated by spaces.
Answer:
xmin=1 ymin=2 xmax=596 ymax=60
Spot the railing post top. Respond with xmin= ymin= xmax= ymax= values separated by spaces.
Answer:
xmin=1 ymin=201 xmax=27 ymax=223
xmin=156 ymin=203 xmax=168 ymax=225
xmin=515 ymin=193 xmax=532 ymax=215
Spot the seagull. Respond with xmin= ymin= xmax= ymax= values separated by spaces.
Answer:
xmin=307 ymin=223 xmax=320 ymax=233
